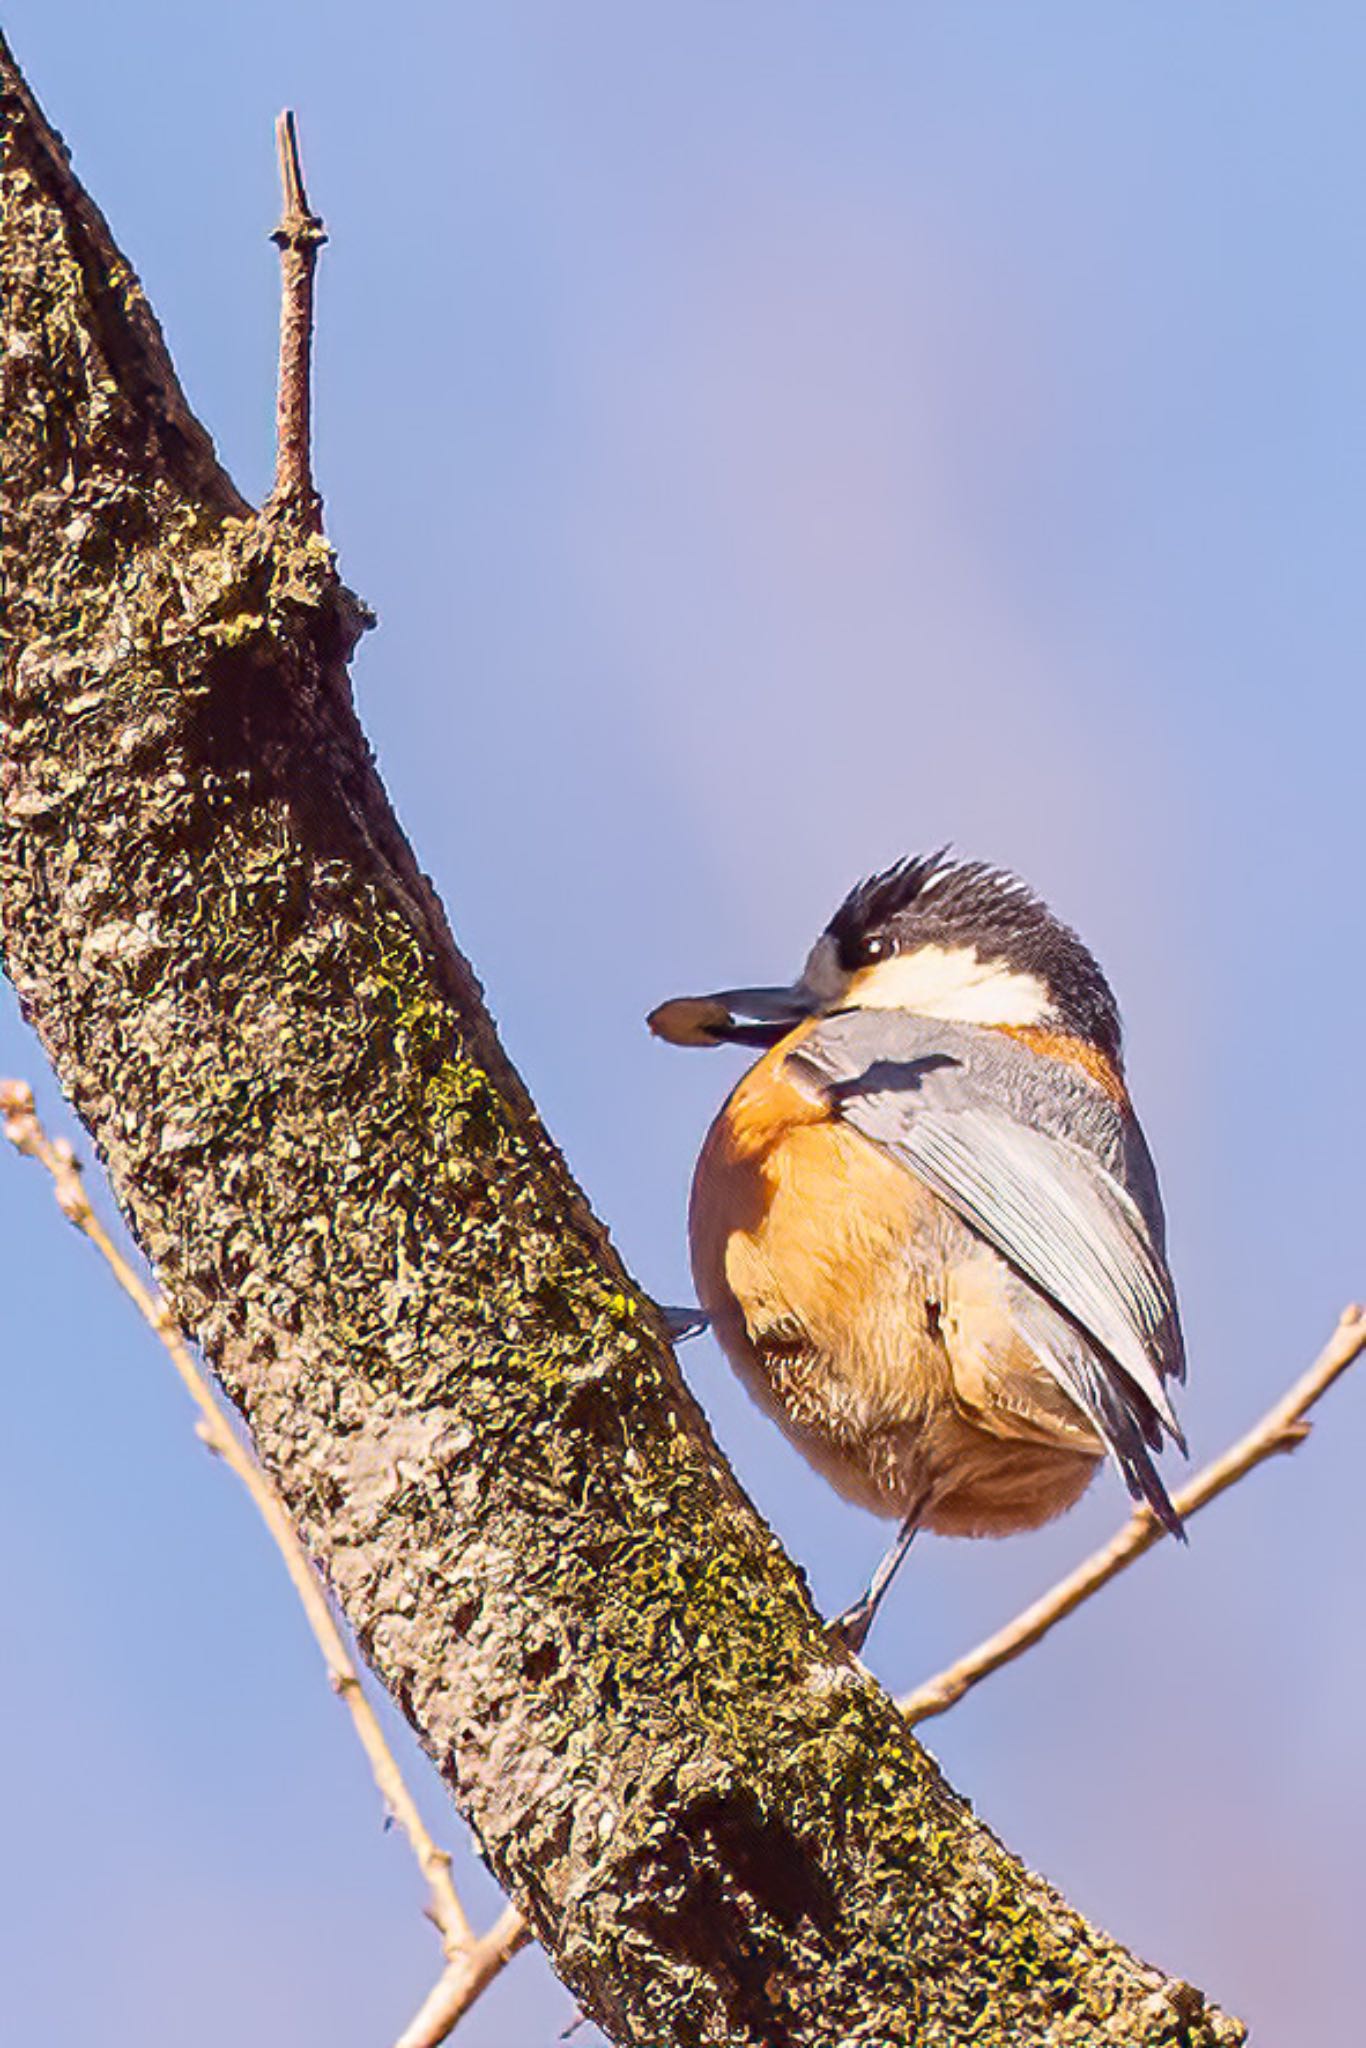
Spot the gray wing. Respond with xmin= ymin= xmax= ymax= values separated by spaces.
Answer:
xmin=788 ymin=1009 xmax=1186 ymax=1530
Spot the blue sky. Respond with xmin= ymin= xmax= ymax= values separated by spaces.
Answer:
xmin=3 ymin=7 xmax=1364 ymax=2043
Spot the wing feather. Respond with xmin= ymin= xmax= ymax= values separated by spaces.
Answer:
xmin=788 ymin=1012 xmax=1186 ymax=1530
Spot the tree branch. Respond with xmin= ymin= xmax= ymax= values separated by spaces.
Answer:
xmin=0 ymin=32 xmax=1247 ymax=2044
xmin=268 ymin=109 xmax=326 ymax=528
xmin=394 ymin=1905 xmax=533 ymax=2048
xmin=0 ymin=1081 xmax=531 ymax=2040
xmin=901 ymin=1305 xmax=1366 ymax=1726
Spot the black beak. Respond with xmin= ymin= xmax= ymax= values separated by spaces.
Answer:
xmin=647 ymin=984 xmax=816 ymax=1049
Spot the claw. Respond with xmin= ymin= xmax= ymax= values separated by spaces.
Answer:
xmin=661 ymin=1305 xmax=710 ymax=1343
xmin=828 ymin=1599 xmax=874 ymax=1658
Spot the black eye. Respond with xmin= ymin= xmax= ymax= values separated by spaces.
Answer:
xmin=859 ymin=935 xmax=887 ymax=964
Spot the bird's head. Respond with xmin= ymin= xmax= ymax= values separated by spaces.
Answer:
xmin=648 ymin=851 xmax=1123 ymax=1066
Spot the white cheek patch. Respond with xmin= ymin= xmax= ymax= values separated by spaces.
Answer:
xmin=846 ymin=945 xmax=1052 ymax=1027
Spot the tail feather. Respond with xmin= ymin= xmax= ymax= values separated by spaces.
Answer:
xmin=1017 ymin=1300 xmax=1186 ymax=1541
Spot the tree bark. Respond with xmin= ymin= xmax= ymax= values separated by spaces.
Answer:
xmin=0 ymin=38 xmax=1245 ymax=2048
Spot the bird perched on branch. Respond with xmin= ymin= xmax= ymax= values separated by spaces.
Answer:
xmin=649 ymin=852 xmax=1186 ymax=1652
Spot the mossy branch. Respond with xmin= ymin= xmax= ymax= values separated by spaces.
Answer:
xmin=0 ymin=30 xmax=1245 ymax=2046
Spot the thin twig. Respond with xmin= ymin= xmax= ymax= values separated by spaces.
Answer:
xmin=394 ymin=1903 xmax=533 ymax=2048
xmin=1 ymin=1080 xmax=531 ymax=2036
xmin=268 ymin=109 xmax=327 ymax=527
xmin=900 ymin=1304 xmax=1366 ymax=1726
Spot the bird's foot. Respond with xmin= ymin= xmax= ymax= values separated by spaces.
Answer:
xmin=827 ymin=1598 xmax=875 ymax=1658
xmin=826 ymin=1509 xmax=924 ymax=1657
xmin=661 ymin=1304 xmax=710 ymax=1342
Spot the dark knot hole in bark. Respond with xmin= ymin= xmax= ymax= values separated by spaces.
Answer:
xmin=625 ymin=1789 xmax=842 ymax=2047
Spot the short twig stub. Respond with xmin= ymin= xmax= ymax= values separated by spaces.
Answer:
xmin=268 ymin=109 xmax=327 ymax=528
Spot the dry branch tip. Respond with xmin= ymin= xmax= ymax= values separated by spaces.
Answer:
xmin=272 ymin=109 xmax=326 ymax=249
xmin=267 ymin=108 xmax=326 ymax=528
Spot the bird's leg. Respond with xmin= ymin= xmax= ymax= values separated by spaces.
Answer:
xmin=829 ymin=1506 xmax=925 ymax=1656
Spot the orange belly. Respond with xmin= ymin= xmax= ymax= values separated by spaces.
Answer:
xmin=689 ymin=1031 xmax=1102 ymax=1536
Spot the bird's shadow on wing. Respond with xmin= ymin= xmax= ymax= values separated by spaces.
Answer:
xmin=792 ymin=1051 xmax=961 ymax=1109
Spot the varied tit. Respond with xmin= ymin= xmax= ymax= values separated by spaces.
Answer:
xmin=649 ymin=852 xmax=1186 ymax=1653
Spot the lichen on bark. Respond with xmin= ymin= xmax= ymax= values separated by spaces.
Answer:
xmin=0 ymin=36 xmax=1245 ymax=2047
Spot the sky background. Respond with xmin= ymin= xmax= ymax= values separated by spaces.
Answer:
xmin=3 ymin=6 xmax=1364 ymax=2043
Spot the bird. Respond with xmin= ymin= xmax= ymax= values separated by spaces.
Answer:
xmin=648 ymin=851 xmax=1186 ymax=1653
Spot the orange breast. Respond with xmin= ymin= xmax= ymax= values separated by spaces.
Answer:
xmin=689 ymin=1025 xmax=915 ymax=1342
xmin=688 ymin=1026 xmax=1103 ymax=1532
xmin=688 ymin=1028 xmax=949 ymax=1514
